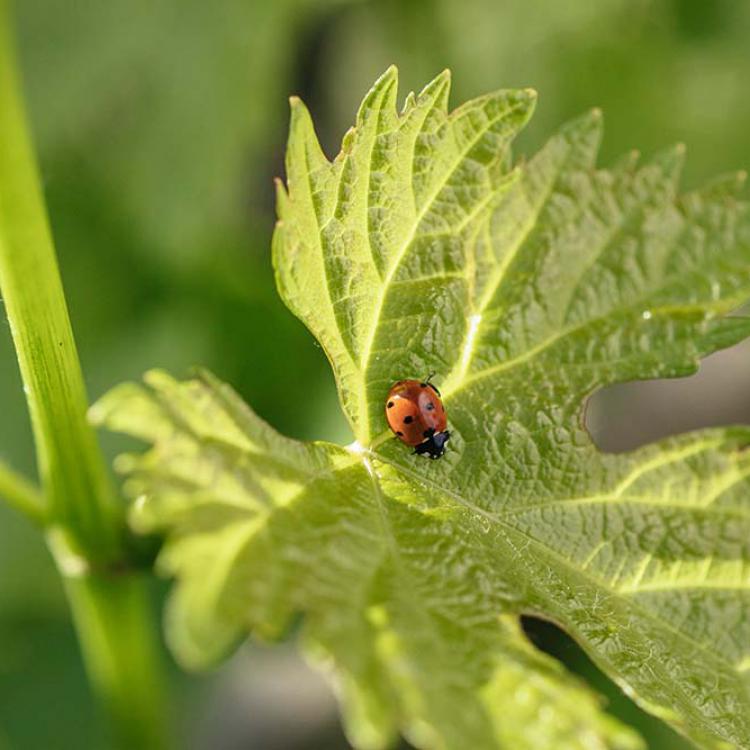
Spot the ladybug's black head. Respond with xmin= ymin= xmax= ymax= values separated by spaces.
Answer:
xmin=413 ymin=430 xmax=450 ymax=459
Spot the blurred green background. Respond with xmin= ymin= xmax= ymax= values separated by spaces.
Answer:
xmin=1 ymin=1 xmax=749 ymax=747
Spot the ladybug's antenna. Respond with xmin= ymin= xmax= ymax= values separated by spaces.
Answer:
xmin=425 ymin=371 xmax=436 ymax=383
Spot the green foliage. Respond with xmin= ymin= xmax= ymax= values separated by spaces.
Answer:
xmin=95 ymin=69 xmax=750 ymax=749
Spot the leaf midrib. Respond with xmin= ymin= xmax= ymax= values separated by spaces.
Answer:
xmin=356 ymin=97 xmax=532 ymax=439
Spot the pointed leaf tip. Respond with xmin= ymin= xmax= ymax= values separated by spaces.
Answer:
xmin=356 ymin=66 xmax=399 ymax=124
xmin=415 ymin=68 xmax=452 ymax=110
xmin=371 ymin=65 xmax=399 ymax=92
xmin=649 ymin=142 xmax=686 ymax=182
xmin=288 ymin=95 xmax=313 ymax=130
xmin=429 ymin=68 xmax=452 ymax=87
xmin=274 ymin=177 xmax=289 ymax=215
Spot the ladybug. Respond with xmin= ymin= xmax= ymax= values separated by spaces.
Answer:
xmin=385 ymin=377 xmax=450 ymax=459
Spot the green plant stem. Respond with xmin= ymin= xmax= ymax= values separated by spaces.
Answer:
xmin=0 ymin=0 xmax=117 ymax=559
xmin=0 ymin=4 xmax=168 ymax=748
xmin=69 ymin=575 xmax=167 ymax=748
xmin=49 ymin=528 xmax=168 ymax=749
xmin=0 ymin=459 xmax=45 ymax=524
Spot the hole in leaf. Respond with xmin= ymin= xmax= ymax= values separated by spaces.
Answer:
xmin=520 ymin=616 xmax=694 ymax=749
xmin=585 ymin=340 xmax=750 ymax=453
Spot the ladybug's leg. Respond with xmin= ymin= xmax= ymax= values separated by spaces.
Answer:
xmin=421 ymin=374 xmax=441 ymax=396
xmin=420 ymin=372 xmax=437 ymax=389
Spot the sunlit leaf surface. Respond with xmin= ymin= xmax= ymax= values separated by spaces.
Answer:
xmin=94 ymin=68 xmax=750 ymax=749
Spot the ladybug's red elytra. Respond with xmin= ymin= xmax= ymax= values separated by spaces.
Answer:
xmin=385 ymin=377 xmax=450 ymax=459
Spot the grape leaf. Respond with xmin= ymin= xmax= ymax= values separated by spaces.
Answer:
xmin=93 ymin=68 xmax=750 ymax=749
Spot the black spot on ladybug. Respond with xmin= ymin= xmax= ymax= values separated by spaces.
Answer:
xmin=426 ymin=403 xmax=435 ymax=411
xmin=403 ymin=415 xmax=414 ymax=424
xmin=396 ymin=430 xmax=404 ymax=436
xmin=387 ymin=401 xmax=394 ymax=408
